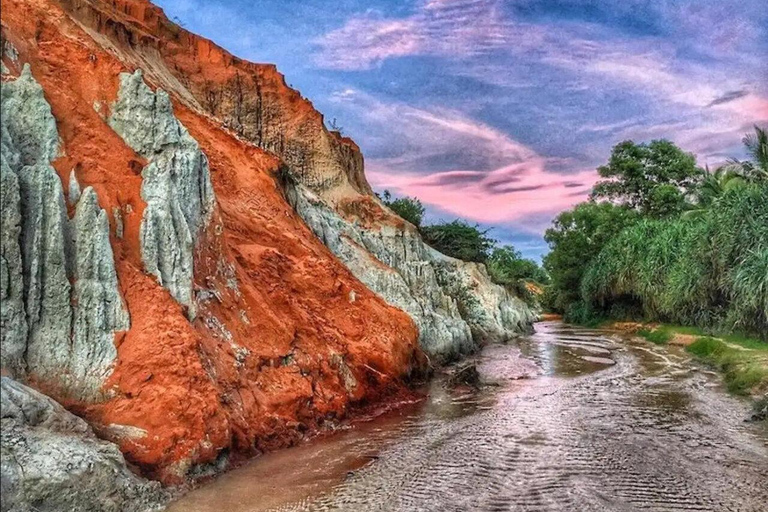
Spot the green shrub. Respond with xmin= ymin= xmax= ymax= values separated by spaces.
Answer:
xmin=486 ymin=246 xmax=548 ymax=286
xmin=381 ymin=190 xmax=425 ymax=227
xmin=421 ymin=220 xmax=496 ymax=263
xmin=686 ymin=337 xmax=727 ymax=358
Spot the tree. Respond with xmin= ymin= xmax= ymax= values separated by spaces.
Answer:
xmin=421 ymin=220 xmax=496 ymax=263
xmin=691 ymin=166 xmax=745 ymax=209
xmin=381 ymin=190 xmax=425 ymax=227
xmin=718 ymin=125 xmax=768 ymax=182
xmin=543 ymin=201 xmax=639 ymax=313
xmin=591 ymin=139 xmax=703 ymax=217
xmin=487 ymin=246 xmax=548 ymax=285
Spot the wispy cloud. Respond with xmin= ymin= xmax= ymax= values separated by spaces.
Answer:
xmin=315 ymin=0 xmax=768 ymax=126
xmin=329 ymin=88 xmax=597 ymax=226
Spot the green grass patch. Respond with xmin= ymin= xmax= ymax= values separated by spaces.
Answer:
xmin=718 ymin=332 xmax=768 ymax=352
xmin=686 ymin=337 xmax=768 ymax=395
xmin=686 ymin=336 xmax=726 ymax=357
xmin=654 ymin=324 xmax=768 ymax=351
xmin=664 ymin=325 xmax=706 ymax=337
xmin=638 ymin=328 xmax=672 ymax=345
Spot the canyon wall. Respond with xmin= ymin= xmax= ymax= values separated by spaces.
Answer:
xmin=1 ymin=0 xmax=422 ymax=494
xmin=0 ymin=0 xmax=533 ymax=509
xmin=46 ymin=0 xmax=535 ymax=363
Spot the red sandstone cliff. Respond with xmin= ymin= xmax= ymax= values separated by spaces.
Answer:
xmin=1 ymin=0 xmax=422 ymax=484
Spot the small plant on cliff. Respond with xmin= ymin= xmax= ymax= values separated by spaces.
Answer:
xmin=421 ymin=220 xmax=495 ymax=263
xmin=381 ymin=190 xmax=426 ymax=227
xmin=434 ymin=263 xmax=481 ymax=318
xmin=328 ymin=117 xmax=344 ymax=134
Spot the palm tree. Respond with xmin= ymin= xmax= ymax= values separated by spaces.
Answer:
xmin=743 ymin=125 xmax=768 ymax=177
xmin=720 ymin=125 xmax=768 ymax=182
xmin=697 ymin=166 xmax=744 ymax=207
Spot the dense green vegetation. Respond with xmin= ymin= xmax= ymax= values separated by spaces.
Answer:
xmin=379 ymin=191 xmax=548 ymax=301
xmin=420 ymin=220 xmax=496 ymax=263
xmin=542 ymin=202 xmax=639 ymax=317
xmin=543 ymin=126 xmax=768 ymax=343
xmin=582 ymin=184 xmax=768 ymax=335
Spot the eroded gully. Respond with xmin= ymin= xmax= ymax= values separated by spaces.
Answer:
xmin=168 ymin=320 xmax=768 ymax=512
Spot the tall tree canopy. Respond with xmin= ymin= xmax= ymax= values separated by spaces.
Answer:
xmin=543 ymin=201 xmax=639 ymax=313
xmin=591 ymin=140 xmax=703 ymax=217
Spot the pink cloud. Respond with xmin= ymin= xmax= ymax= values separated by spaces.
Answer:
xmin=328 ymin=88 xmax=599 ymax=231
xmin=368 ymin=162 xmax=598 ymax=232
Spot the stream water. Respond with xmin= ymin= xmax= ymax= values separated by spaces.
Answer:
xmin=168 ymin=321 xmax=768 ymax=512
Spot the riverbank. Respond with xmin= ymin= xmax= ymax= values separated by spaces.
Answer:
xmin=604 ymin=321 xmax=768 ymax=416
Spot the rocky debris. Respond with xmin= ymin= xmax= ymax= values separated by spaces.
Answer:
xmin=0 ymin=377 xmax=167 ymax=512
xmin=750 ymin=395 xmax=767 ymax=422
xmin=109 ymin=70 xmax=215 ymax=319
xmin=446 ymin=362 xmax=481 ymax=388
xmin=0 ymin=66 xmax=128 ymax=400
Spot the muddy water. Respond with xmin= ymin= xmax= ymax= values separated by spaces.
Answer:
xmin=168 ymin=321 xmax=768 ymax=512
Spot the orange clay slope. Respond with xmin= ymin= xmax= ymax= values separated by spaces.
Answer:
xmin=1 ymin=0 xmax=422 ymax=484
xmin=57 ymin=0 xmax=374 ymax=205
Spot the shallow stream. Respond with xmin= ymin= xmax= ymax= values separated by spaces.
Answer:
xmin=168 ymin=321 xmax=768 ymax=511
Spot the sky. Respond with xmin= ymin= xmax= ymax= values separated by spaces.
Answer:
xmin=156 ymin=0 xmax=768 ymax=260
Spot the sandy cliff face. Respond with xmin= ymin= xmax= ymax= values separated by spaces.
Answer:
xmin=0 ymin=0 xmax=422 ymax=490
xmin=43 ymin=0 xmax=535 ymax=362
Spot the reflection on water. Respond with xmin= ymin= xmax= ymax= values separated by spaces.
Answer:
xmin=168 ymin=321 xmax=768 ymax=512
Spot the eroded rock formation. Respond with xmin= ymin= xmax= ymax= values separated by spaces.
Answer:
xmin=1 ymin=65 xmax=128 ymax=400
xmin=109 ymin=69 xmax=215 ymax=318
xmin=45 ymin=0 xmax=535 ymax=362
xmin=287 ymin=184 xmax=536 ymax=361
xmin=0 ymin=377 xmax=166 ymax=512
